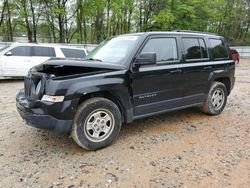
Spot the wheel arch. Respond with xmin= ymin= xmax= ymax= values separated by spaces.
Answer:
xmin=77 ymin=90 xmax=132 ymax=123
xmin=208 ymin=69 xmax=232 ymax=96
xmin=214 ymin=77 xmax=231 ymax=95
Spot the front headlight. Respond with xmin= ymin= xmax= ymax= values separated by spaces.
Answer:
xmin=41 ymin=95 xmax=64 ymax=102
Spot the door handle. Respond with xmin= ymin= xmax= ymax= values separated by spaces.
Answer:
xmin=203 ymin=66 xmax=212 ymax=70
xmin=170 ymin=69 xmax=182 ymax=73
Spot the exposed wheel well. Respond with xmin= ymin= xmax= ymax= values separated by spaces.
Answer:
xmin=214 ymin=77 xmax=230 ymax=95
xmin=77 ymin=91 xmax=125 ymax=122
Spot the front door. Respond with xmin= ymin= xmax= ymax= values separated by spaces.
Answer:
xmin=2 ymin=46 xmax=32 ymax=77
xmin=132 ymin=36 xmax=184 ymax=117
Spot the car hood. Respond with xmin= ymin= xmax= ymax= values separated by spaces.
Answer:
xmin=42 ymin=59 xmax=126 ymax=70
xmin=32 ymin=59 xmax=126 ymax=79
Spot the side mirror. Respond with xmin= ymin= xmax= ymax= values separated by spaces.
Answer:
xmin=134 ymin=53 xmax=156 ymax=66
xmin=5 ymin=51 xmax=12 ymax=56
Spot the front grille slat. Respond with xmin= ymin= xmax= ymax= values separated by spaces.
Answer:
xmin=24 ymin=73 xmax=45 ymax=100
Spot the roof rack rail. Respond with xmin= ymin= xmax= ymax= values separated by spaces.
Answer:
xmin=175 ymin=30 xmax=218 ymax=36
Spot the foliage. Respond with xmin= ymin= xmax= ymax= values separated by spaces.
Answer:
xmin=0 ymin=0 xmax=249 ymax=45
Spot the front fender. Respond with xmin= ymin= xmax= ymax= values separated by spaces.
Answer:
xmin=46 ymin=70 xmax=133 ymax=123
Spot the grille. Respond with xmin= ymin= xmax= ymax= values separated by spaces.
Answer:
xmin=24 ymin=73 xmax=46 ymax=100
xmin=24 ymin=77 xmax=32 ymax=98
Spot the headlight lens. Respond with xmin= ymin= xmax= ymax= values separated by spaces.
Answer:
xmin=41 ymin=95 xmax=64 ymax=102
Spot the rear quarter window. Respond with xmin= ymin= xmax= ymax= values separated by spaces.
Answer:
xmin=209 ymin=38 xmax=229 ymax=59
xmin=61 ymin=48 xmax=86 ymax=59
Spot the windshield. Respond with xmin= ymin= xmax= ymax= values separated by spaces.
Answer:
xmin=0 ymin=45 xmax=10 ymax=53
xmin=85 ymin=36 xmax=139 ymax=64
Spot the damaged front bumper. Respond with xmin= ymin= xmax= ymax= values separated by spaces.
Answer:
xmin=16 ymin=89 xmax=77 ymax=134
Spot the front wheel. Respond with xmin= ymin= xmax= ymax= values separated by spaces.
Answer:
xmin=71 ymin=97 xmax=122 ymax=150
xmin=202 ymin=81 xmax=228 ymax=115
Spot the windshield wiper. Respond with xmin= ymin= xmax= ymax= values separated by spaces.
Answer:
xmin=85 ymin=58 xmax=102 ymax=62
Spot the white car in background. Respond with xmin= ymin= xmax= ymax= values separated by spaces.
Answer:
xmin=0 ymin=43 xmax=88 ymax=77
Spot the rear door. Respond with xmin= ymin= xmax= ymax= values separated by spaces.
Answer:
xmin=181 ymin=37 xmax=230 ymax=105
xmin=181 ymin=37 xmax=214 ymax=104
xmin=2 ymin=46 xmax=32 ymax=76
xmin=31 ymin=46 xmax=56 ymax=67
xmin=132 ymin=35 xmax=184 ymax=117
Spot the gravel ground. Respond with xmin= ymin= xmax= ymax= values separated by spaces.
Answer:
xmin=0 ymin=59 xmax=249 ymax=188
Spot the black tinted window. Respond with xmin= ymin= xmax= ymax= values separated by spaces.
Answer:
xmin=209 ymin=39 xmax=228 ymax=59
xmin=34 ymin=46 xmax=56 ymax=57
xmin=61 ymin=48 xmax=86 ymax=59
xmin=10 ymin=46 xmax=31 ymax=56
xmin=183 ymin=38 xmax=208 ymax=60
xmin=141 ymin=38 xmax=178 ymax=63
xmin=199 ymin=39 xmax=208 ymax=58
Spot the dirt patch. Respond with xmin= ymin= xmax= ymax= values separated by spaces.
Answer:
xmin=0 ymin=60 xmax=249 ymax=188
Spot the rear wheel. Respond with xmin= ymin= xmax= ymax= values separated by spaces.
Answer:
xmin=202 ymin=81 xmax=228 ymax=115
xmin=71 ymin=97 xmax=122 ymax=150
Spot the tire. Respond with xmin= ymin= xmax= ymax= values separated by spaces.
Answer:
xmin=202 ymin=81 xmax=228 ymax=115
xmin=71 ymin=97 xmax=122 ymax=150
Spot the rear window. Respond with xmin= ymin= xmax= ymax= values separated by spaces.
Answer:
xmin=34 ymin=46 xmax=56 ymax=57
xmin=10 ymin=46 xmax=31 ymax=56
xmin=61 ymin=48 xmax=86 ymax=59
xmin=182 ymin=38 xmax=208 ymax=60
xmin=209 ymin=39 xmax=229 ymax=59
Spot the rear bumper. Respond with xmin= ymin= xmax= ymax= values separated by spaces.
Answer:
xmin=16 ymin=89 xmax=73 ymax=134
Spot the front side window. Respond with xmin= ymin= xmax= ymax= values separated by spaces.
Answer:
xmin=141 ymin=38 xmax=178 ymax=63
xmin=182 ymin=38 xmax=208 ymax=60
xmin=209 ymin=39 xmax=229 ymax=59
xmin=85 ymin=35 xmax=139 ymax=64
xmin=61 ymin=48 xmax=86 ymax=59
xmin=10 ymin=46 xmax=31 ymax=56
xmin=34 ymin=46 xmax=56 ymax=57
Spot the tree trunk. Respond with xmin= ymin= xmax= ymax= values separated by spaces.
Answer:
xmin=76 ymin=0 xmax=83 ymax=43
xmin=30 ymin=0 xmax=37 ymax=42
xmin=57 ymin=0 xmax=67 ymax=43
xmin=139 ymin=2 xmax=142 ymax=31
xmin=22 ymin=0 xmax=32 ymax=42
xmin=106 ymin=0 xmax=111 ymax=39
xmin=83 ymin=15 xmax=87 ymax=43
xmin=6 ymin=0 xmax=13 ymax=41
xmin=0 ymin=0 xmax=7 ymax=27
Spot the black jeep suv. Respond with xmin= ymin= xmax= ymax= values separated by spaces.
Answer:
xmin=16 ymin=31 xmax=235 ymax=150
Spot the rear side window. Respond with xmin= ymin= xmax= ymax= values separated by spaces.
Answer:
xmin=34 ymin=46 xmax=56 ymax=57
xmin=209 ymin=39 xmax=229 ymax=59
xmin=141 ymin=38 xmax=178 ymax=63
xmin=182 ymin=38 xmax=208 ymax=60
xmin=10 ymin=46 xmax=31 ymax=56
xmin=61 ymin=48 xmax=86 ymax=59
